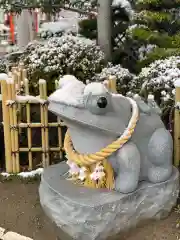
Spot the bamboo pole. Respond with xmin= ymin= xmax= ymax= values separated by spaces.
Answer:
xmin=39 ymin=79 xmax=46 ymax=168
xmin=19 ymin=147 xmax=63 ymax=152
xmin=7 ymin=79 xmax=16 ymax=173
xmin=1 ymin=77 xmax=12 ymax=172
xmin=13 ymin=72 xmax=22 ymax=128
xmin=57 ymin=117 xmax=63 ymax=159
xmin=16 ymin=71 xmax=22 ymax=92
xmin=22 ymin=69 xmax=27 ymax=85
xmin=19 ymin=63 xmax=24 ymax=83
xmin=24 ymin=78 xmax=33 ymax=170
xmin=174 ymin=81 xmax=180 ymax=167
xmin=13 ymin=71 xmax=18 ymax=88
xmin=11 ymin=67 xmax=18 ymax=73
xmin=109 ymin=75 xmax=117 ymax=93
xmin=42 ymin=80 xmax=50 ymax=167
xmin=54 ymin=78 xmax=63 ymax=159
xmin=55 ymin=80 xmax=59 ymax=90
xmin=18 ymin=122 xmax=64 ymax=128
xmin=11 ymin=78 xmax=20 ymax=173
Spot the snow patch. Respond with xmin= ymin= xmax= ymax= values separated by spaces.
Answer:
xmin=175 ymin=102 xmax=180 ymax=110
xmin=133 ymin=94 xmax=141 ymax=100
xmin=84 ymin=82 xmax=108 ymax=96
xmin=0 ymin=73 xmax=8 ymax=80
xmin=59 ymin=75 xmax=79 ymax=88
xmin=148 ymin=94 xmax=154 ymax=100
xmin=0 ymin=168 xmax=43 ymax=178
xmin=39 ymin=19 xmax=78 ymax=36
xmin=174 ymin=79 xmax=180 ymax=88
xmin=112 ymin=0 xmax=134 ymax=17
xmin=48 ymin=77 xmax=85 ymax=107
xmin=39 ymin=79 xmax=46 ymax=84
xmin=16 ymin=95 xmax=46 ymax=104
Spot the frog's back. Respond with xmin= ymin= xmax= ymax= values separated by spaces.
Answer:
xmin=132 ymin=112 xmax=165 ymax=142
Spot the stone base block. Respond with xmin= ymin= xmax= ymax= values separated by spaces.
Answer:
xmin=39 ymin=162 xmax=179 ymax=240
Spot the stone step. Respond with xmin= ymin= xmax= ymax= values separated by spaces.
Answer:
xmin=0 ymin=227 xmax=5 ymax=239
xmin=1 ymin=231 xmax=33 ymax=240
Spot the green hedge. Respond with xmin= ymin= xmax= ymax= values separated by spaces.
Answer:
xmin=136 ymin=0 xmax=180 ymax=10
xmin=130 ymin=27 xmax=180 ymax=48
xmin=136 ymin=47 xmax=180 ymax=70
xmin=134 ymin=11 xmax=180 ymax=33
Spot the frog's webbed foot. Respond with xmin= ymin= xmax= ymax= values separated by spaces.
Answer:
xmin=115 ymin=142 xmax=141 ymax=194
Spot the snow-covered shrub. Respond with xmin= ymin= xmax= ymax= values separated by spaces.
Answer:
xmin=70 ymin=0 xmax=97 ymax=12
xmin=138 ymin=56 xmax=180 ymax=96
xmin=21 ymin=34 xmax=106 ymax=92
xmin=0 ymin=57 xmax=7 ymax=73
xmin=6 ymin=45 xmax=19 ymax=54
xmin=0 ymin=50 xmax=22 ymax=74
xmin=112 ymin=0 xmax=134 ymax=18
xmin=93 ymin=64 xmax=137 ymax=95
xmin=137 ymin=56 xmax=180 ymax=125
xmin=22 ymin=40 xmax=44 ymax=57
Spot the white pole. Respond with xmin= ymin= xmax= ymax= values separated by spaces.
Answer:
xmin=16 ymin=9 xmax=34 ymax=49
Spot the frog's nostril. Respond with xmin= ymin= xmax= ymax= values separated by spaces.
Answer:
xmin=97 ymin=97 xmax=108 ymax=108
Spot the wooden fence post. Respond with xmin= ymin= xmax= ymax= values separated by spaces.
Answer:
xmin=108 ymin=75 xmax=117 ymax=93
xmin=1 ymin=76 xmax=12 ymax=172
xmin=11 ymin=78 xmax=20 ymax=173
xmin=174 ymin=80 xmax=180 ymax=167
xmin=24 ymin=78 xmax=33 ymax=170
xmin=42 ymin=80 xmax=50 ymax=167
xmin=39 ymin=79 xmax=50 ymax=168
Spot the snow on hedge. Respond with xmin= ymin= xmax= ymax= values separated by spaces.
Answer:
xmin=70 ymin=0 xmax=133 ymax=17
xmin=93 ymin=64 xmax=137 ymax=94
xmin=138 ymin=56 xmax=180 ymax=102
xmin=21 ymin=34 xmax=106 ymax=83
xmin=112 ymin=0 xmax=134 ymax=17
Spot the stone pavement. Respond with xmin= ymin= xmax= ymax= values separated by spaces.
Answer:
xmin=0 ymin=227 xmax=33 ymax=240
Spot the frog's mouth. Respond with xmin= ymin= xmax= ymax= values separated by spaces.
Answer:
xmin=48 ymin=99 xmax=127 ymax=136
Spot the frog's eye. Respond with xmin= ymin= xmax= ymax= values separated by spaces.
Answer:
xmin=85 ymin=93 xmax=111 ymax=115
xmin=97 ymin=97 xmax=108 ymax=108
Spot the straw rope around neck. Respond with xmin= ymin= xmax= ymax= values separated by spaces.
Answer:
xmin=64 ymin=96 xmax=139 ymax=190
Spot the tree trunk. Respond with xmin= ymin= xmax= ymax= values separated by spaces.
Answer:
xmin=97 ymin=0 xmax=112 ymax=61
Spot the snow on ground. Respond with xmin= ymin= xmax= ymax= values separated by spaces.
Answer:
xmin=39 ymin=9 xmax=80 ymax=35
xmin=1 ymin=168 xmax=43 ymax=178
xmin=40 ymin=20 xmax=78 ymax=34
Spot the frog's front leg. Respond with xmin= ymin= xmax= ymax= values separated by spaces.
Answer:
xmin=115 ymin=142 xmax=141 ymax=194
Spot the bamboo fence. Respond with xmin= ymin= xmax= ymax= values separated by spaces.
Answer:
xmin=0 ymin=66 xmax=64 ymax=173
xmin=0 ymin=65 xmax=179 ymax=173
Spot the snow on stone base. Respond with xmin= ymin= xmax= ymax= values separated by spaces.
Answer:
xmin=2 ymin=231 xmax=33 ymax=240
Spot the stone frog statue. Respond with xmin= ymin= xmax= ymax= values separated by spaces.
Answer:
xmin=48 ymin=75 xmax=173 ymax=194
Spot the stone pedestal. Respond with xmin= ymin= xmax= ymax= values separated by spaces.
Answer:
xmin=39 ymin=162 xmax=179 ymax=240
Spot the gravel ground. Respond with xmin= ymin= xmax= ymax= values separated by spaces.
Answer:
xmin=0 ymin=181 xmax=179 ymax=240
